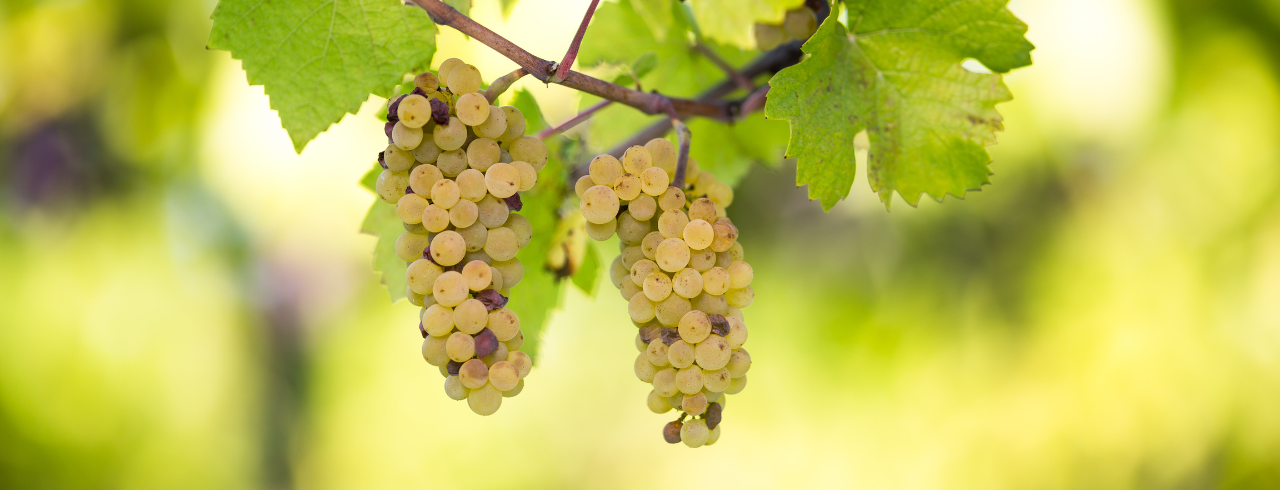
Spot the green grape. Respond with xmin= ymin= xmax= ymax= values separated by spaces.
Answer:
xmin=667 ymin=340 xmax=695 ymax=368
xmin=482 ymin=342 xmax=509 ymax=366
xmin=586 ymin=218 xmax=616 ymax=241
xmin=436 ymin=148 xmax=468 ymax=177
xmin=628 ymin=294 xmax=656 ymax=323
xmin=507 ymin=136 xmax=548 ymax=171
xmin=396 ymin=193 xmax=429 ymax=224
xmin=574 ymin=175 xmax=594 ymax=199
xmin=702 ymin=267 xmax=730 ymax=295
xmin=678 ymin=310 xmax=710 ymax=344
xmin=581 ymin=185 xmax=621 ymax=225
xmin=433 ymin=116 xmax=467 ymax=151
xmin=422 ymin=335 xmax=450 ymax=365
xmin=458 ymin=222 xmax=488 ymax=252
xmin=474 ymin=105 xmax=508 ymax=139
xmin=488 ymin=360 xmax=520 ymax=391
xmin=446 ymin=331 xmax=476 ymax=362
xmin=453 ymin=298 xmax=488 ymax=334
xmin=683 ymin=219 xmax=714 ymax=250
xmin=645 ymin=138 xmax=678 ymax=176
xmin=504 ymin=214 xmax=532 ymax=248
xmin=711 ymin=218 xmax=739 ymax=252
xmin=622 ymin=145 xmax=653 ymax=174
xmin=421 ymin=204 xmax=450 ymax=233
xmin=652 ymin=368 xmax=678 ymax=397
xmin=444 ymin=375 xmax=468 ymax=400
xmin=429 ymin=231 xmax=467 ymax=266
xmin=415 ymin=72 xmax=440 ymax=94
xmin=692 ymin=293 xmax=729 ymax=316
xmin=467 ymin=138 xmax=501 ymax=172
xmin=433 ymin=271 xmax=469 ymax=307
xmin=783 ymin=6 xmax=817 ymax=40
xmin=610 ymin=257 xmax=629 ymax=289
xmin=392 ymin=121 xmax=423 ymax=150
xmin=375 ymin=170 xmax=409 ymax=204
xmin=646 ymin=339 xmax=670 ymax=367
xmin=459 ymin=358 xmax=489 ymax=389
xmin=412 ymin=137 xmax=442 ymax=164
xmin=725 ymin=348 xmax=751 ymax=378
xmin=467 ymin=383 xmax=502 ymax=416
xmin=630 ymin=259 xmax=660 ymax=287
xmin=407 ymin=287 xmax=425 ymax=307
xmin=395 ymin=232 xmax=431 ymax=262
xmin=725 ymin=316 xmax=747 ymax=348
xmin=409 ymin=163 xmax=443 ymax=195
xmin=658 ymin=210 xmax=690 ymax=239
xmin=437 ymin=58 xmax=465 ymax=87
xmin=640 ymin=167 xmax=669 ymax=196
xmin=635 ymin=353 xmax=659 ymax=382
xmin=655 ymin=238 xmax=691 ymax=273
xmin=658 ymin=187 xmax=685 ymax=211
xmin=512 ymin=161 xmax=537 ymax=192
xmin=708 ymin=181 xmax=734 ymax=207
xmin=655 ymin=294 xmax=691 ymax=326
xmin=422 ymin=304 xmax=454 ymax=337
xmin=614 ymin=173 xmax=643 ymax=201
xmin=629 ymin=194 xmax=658 ymax=221
xmin=675 ymin=366 xmax=704 ymax=394
xmin=476 ymin=195 xmax=510 ymax=228
xmin=620 ymin=245 xmax=645 ymax=269
xmin=616 ymin=214 xmax=651 ymax=244
xmin=672 ymin=268 xmax=704 ymax=299
xmin=590 ymin=154 xmax=623 ymax=186
xmin=695 ymin=335 xmax=730 ymax=370
xmin=507 ymin=350 xmax=532 ymax=378
xmin=725 ymin=374 xmax=747 ymax=394
xmin=681 ymin=419 xmax=709 ymax=448
xmin=456 ymin=92 xmax=490 ymax=126
xmin=488 ymin=266 xmax=504 ymax=291
xmin=483 ymin=226 xmax=519 ymax=261
xmin=447 ymin=64 xmax=483 ymax=95
xmin=486 ymin=308 xmax=520 ymax=342
xmin=398 ymin=94 xmax=432 ymax=129
xmin=492 ymin=259 xmax=523 ymax=288
xmin=406 ymin=259 xmax=443 ymax=295
xmin=727 ymin=260 xmax=753 ymax=289
xmin=726 ymin=286 xmax=754 ymax=308
xmin=647 ymin=389 xmax=672 ymax=413
xmin=687 ymin=198 xmax=717 ymax=223
xmin=430 ymin=179 xmax=461 ymax=209
xmin=461 ymin=260 xmax=492 ymax=291
xmin=484 ymin=162 xmax=520 ymax=198
xmin=497 ymin=106 xmax=526 ymax=144
xmin=702 ymin=368 xmax=731 ymax=393
xmin=681 ymin=391 xmax=707 ymax=416
xmin=620 ymin=280 xmax=642 ymax=300
xmin=754 ymin=22 xmax=786 ymax=51
xmin=385 ymin=145 xmax=416 ymax=172
xmin=502 ymin=379 xmax=525 ymax=398
xmin=643 ymin=272 xmax=673 ymax=302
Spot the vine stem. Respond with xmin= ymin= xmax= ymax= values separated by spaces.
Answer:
xmin=550 ymin=0 xmax=601 ymax=84
xmin=409 ymin=0 xmax=735 ymax=121
xmin=693 ymin=44 xmax=753 ymax=92
xmin=659 ymin=98 xmax=693 ymax=189
xmin=537 ymin=99 xmax=613 ymax=140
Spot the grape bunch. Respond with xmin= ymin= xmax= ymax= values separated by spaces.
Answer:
xmin=754 ymin=6 xmax=818 ymax=51
xmin=575 ymin=140 xmax=753 ymax=447
xmin=375 ymin=58 xmax=549 ymax=415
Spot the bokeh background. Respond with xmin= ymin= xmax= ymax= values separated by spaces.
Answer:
xmin=3 ymin=0 xmax=1280 ymax=488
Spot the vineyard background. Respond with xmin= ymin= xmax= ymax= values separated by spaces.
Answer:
xmin=3 ymin=0 xmax=1280 ymax=488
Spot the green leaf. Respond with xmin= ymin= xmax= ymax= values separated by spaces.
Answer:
xmin=688 ymin=111 xmax=790 ymax=186
xmin=505 ymin=150 xmax=566 ymax=364
xmin=209 ymin=0 xmax=437 ymax=152
xmin=688 ymin=0 xmax=803 ymax=47
xmin=360 ymin=198 xmax=409 ymax=303
xmin=499 ymin=0 xmax=519 ymax=19
xmin=445 ymin=0 xmax=471 ymax=17
xmin=765 ymin=2 xmax=1033 ymax=208
xmin=630 ymin=0 xmax=676 ymax=42
xmin=571 ymin=238 xmax=601 ymax=295
xmin=510 ymin=88 xmax=548 ymax=134
xmin=359 ymin=160 xmax=381 ymax=191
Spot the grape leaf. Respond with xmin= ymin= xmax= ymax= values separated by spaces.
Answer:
xmin=570 ymin=235 xmax=600 ymax=295
xmin=688 ymin=111 xmax=790 ymax=186
xmin=688 ymin=0 xmax=804 ymax=47
xmin=765 ymin=2 xmax=1033 ymax=208
xmin=445 ymin=0 xmax=470 ymax=17
xmin=208 ymin=0 xmax=437 ymax=152
xmin=630 ymin=0 xmax=676 ymax=42
xmin=358 ymin=162 xmax=408 ymax=302
xmin=499 ymin=0 xmax=519 ymax=19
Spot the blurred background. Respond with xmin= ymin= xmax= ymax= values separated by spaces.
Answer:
xmin=3 ymin=0 xmax=1280 ymax=488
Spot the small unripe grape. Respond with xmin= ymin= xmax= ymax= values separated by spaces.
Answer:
xmin=443 ymin=375 xmax=468 ymax=400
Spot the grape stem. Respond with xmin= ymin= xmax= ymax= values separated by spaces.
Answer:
xmin=536 ymin=99 xmax=613 ymax=140
xmin=409 ymin=0 xmax=735 ymax=121
xmin=549 ymin=0 xmax=601 ymax=84
xmin=484 ymin=67 xmax=528 ymax=104
xmin=693 ymin=44 xmax=754 ymax=92
xmin=659 ymin=97 xmax=693 ymax=189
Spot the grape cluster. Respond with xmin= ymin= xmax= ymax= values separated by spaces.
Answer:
xmin=376 ymin=58 xmax=549 ymax=415
xmin=754 ymin=6 xmax=818 ymax=51
xmin=575 ymin=140 xmax=753 ymax=447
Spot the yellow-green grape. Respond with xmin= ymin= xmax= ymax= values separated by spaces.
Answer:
xmin=486 ymin=308 xmax=519 ymax=343
xmin=620 ymin=280 xmax=642 ymax=300
xmin=407 ymin=288 xmax=426 ymax=306
xmin=646 ymin=339 xmax=670 ymax=367
xmin=728 ymin=241 xmax=745 ymax=262
xmin=457 ymin=222 xmax=488 ymax=252
xmin=507 ymin=350 xmax=532 ymax=378
xmin=586 ymin=219 xmax=616 ymax=241
xmin=687 ymin=198 xmax=717 ymax=222
xmin=422 ymin=335 xmax=450 ymax=365
xmin=436 ymin=148 xmax=468 ymax=177
xmin=488 ymin=361 xmax=520 ymax=391
xmin=658 ymin=211 xmax=690 ymax=239
xmin=683 ymin=219 xmax=715 ymax=250
xmin=448 ymin=64 xmax=483 ymax=95
xmin=446 ymin=330 xmax=476 ymax=362
xmin=783 ymin=6 xmax=817 ymax=40
xmin=689 ymin=248 xmax=716 ymax=272
xmin=484 ymin=162 xmax=520 ymax=198
xmin=614 ymin=173 xmax=643 ymax=201
xmin=581 ymin=185 xmax=620 ymax=224
xmin=412 ymin=137 xmax=442 ymax=164
xmin=678 ymin=310 xmax=711 ymax=343
xmin=507 ymin=136 xmax=548 ymax=171
xmin=504 ymin=214 xmax=533 ymax=248
xmin=629 ymin=194 xmax=658 ymax=221
xmin=467 ymin=383 xmax=502 ymax=416
xmin=392 ymin=121 xmax=423 ymax=150
xmin=434 ymin=271 xmax=470 ymax=307
xmin=398 ymin=94 xmax=432 ymax=128
xmin=434 ymin=117 xmax=467 ymax=151
xmin=395 ymin=232 xmax=431 ymax=262
xmin=474 ymin=105 xmax=507 ymax=139
xmin=645 ymin=138 xmax=678 ymax=176
xmin=703 ymin=368 xmax=731 ymax=393
xmin=444 ymin=375 xmax=468 ymax=400
xmin=659 ymin=187 xmax=686 ymax=212
xmin=453 ymin=298 xmax=489 ymax=334
xmin=611 ymin=257 xmax=629 ymax=288
xmin=429 ymin=231 xmax=467 ymax=266
xmin=455 ymin=168 xmax=486 ymax=202
xmin=415 ymin=72 xmax=440 ymax=94
xmin=455 ymin=92 xmax=490 ymax=126
xmin=637 ymin=169 xmax=667 ymax=199
xmin=616 ymin=214 xmax=651 ymax=244
xmin=427 ymin=178 xmax=458 ymax=209
xmin=437 ymin=58 xmax=465 ymax=87
xmin=726 ymin=348 xmax=751 ymax=378
xmin=695 ymin=335 xmax=731 ymax=370
xmin=711 ymin=218 xmax=739 ymax=252
xmin=643 ymin=272 xmax=673 ymax=302
xmin=502 ymin=379 xmax=525 ymax=397
xmin=675 ymin=365 xmax=704 ymax=394
xmin=682 ymin=392 xmax=708 ymax=416
xmin=702 ymin=267 xmax=731 ymax=295
xmin=422 ymin=304 xmax=454 ymax=337
xmin=725 ymin=374 xmax=747 ymax=394
xmin=681 ymin=419 xmax=710 ymax=448
xmin=754 ymin=22 xmax=786 ymax=51
xmin=621 ymin=245 xmax=646 ymax=269
xmin=497 ymin=106 xmax=526 ymax=144
xmin=630 ymin=259 xmax=660 ymax=286
xmin=461 ymin=260 xmax=492 ymax=291
xmin=421 ymin=204 xmax=450 ymax=233
xmin=672 ymin=268 xmax=704 ymax=299
xmin=707 ymin=182 xmax=734 ymax=207
xmin=693 ymin=293 xmax=729 ymax=316
xmin=647 ymin=389 xmax=672 ymax=413
xmin=376 ymin=170 xmax=409 ymax=204
xmin=396 ymin=193 xmax=428 ymax=224
xmin=628 ymin=294 xmax=656 ymax=323
xmin=477 ymin=195 xmax=510 ymax=228
xmin=406 ymin=259 xmax=443 ymax=295
xmin=725 ymin=316 xmax=748 ymax=348
xmin=492 ymin=259 xmax=523 ymax=288
xmin=726 ymin=286 xmax=754 ymax=308
xmin=727 ymin=261 xmax=753 ymax=289
xmin=574 ymin=175 xmax=594 ymax=199
xmin=512 ymin=161 xmax=537 ymax=192
xmin=466 ymin=138 xmax=501 ymax=172
xmin=458 ymin=358 xmax=489 ymax=389
xmin=484 ymin=227 xmax=520 ymax=261
xmin=409 ymin=163 xmax=443 ymax=195
xmin=590 ymin=154 xmax=623 ymax=186
xmin=489 ymin=266 xmax=504 ymax=290
xmin=655 ymin=238 xmax=691 ymax=272
xmin=654 ymin=294 xmax=691 ymax=326
xmin=622 ymin=145 xmax=653 ymax=174
xmin=385 ymin=145 xmax=415 ymax=172
xmin=636 ymin=354 xmax=659 ymax=382
xmin=652 ymin=368 xmax=678 ymax=397
xmin=482 ymin=342 xmax=509 ymax=367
